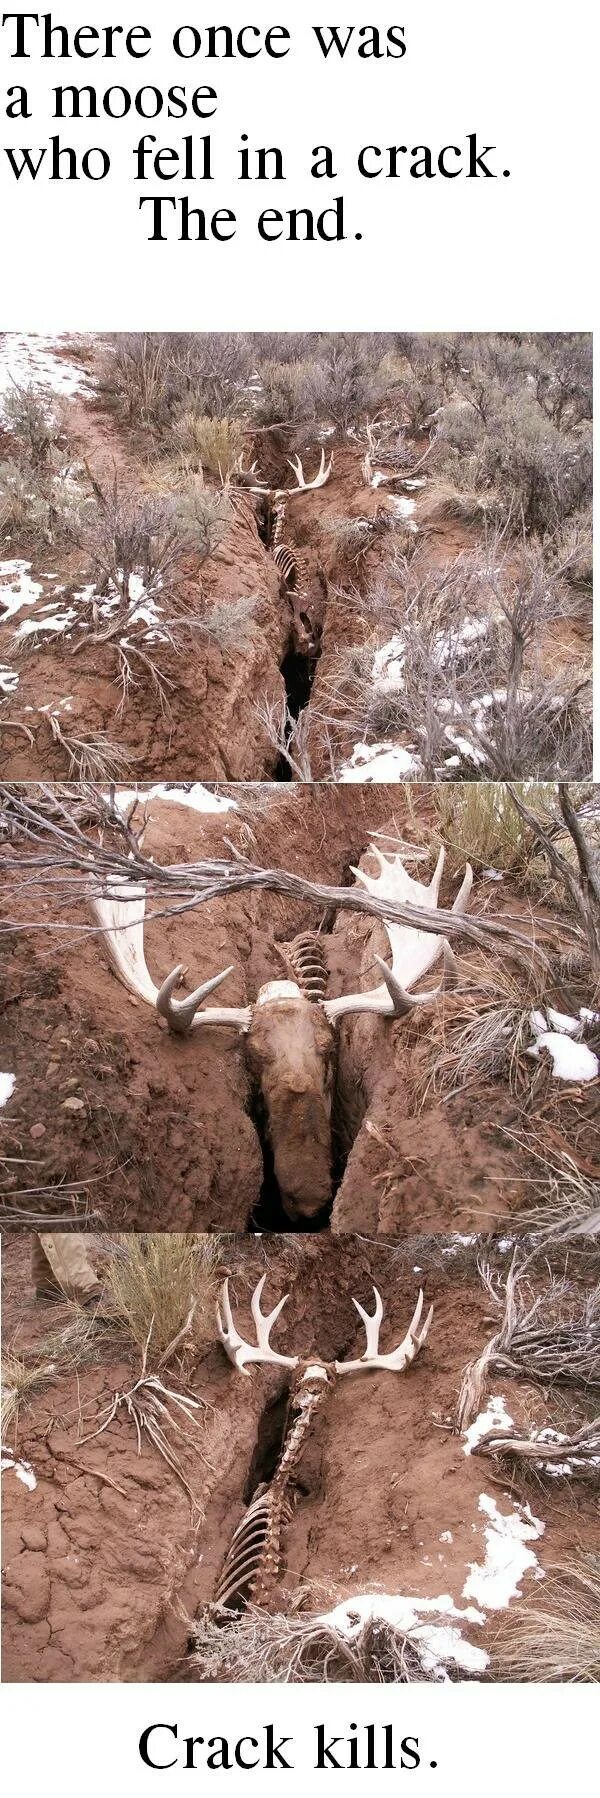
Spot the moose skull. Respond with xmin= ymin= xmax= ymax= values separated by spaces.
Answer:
xmin=88 ymin=843 xmax=472 ymax=1221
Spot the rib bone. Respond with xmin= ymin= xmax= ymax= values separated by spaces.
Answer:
xmin=216 ymin=1275 xmax=300 ymax=1376
xmin=324 ymin=846 xmax=473 ymax=1023
xmin=335 ymin=1286 xmax=433 ymax=1375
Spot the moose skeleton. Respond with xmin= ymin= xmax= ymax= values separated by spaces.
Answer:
xmin=89 ymin=845 xmax=473 ymax=1219
xmin=213 ymin=1274 xmax=432 ymax=1610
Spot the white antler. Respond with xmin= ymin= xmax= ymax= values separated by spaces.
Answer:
xmin=335 ymin=1286 xmax=433 ymax=1376
xmin=216 ymin=1274 xmax=300 ymax=1376
xmin=247 ymin=449 xmax=333 ymax=499
xmin=89 ymin=879 xmax=251 ymax=1034
xmin=283 ymin=449 xmax=333 ymax=494
xmin=323 ymin=846 xmax=473 ymax=1024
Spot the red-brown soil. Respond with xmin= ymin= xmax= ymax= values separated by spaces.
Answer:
xmin=2 ymin=788 xmax=597 ymax=1235
xmin=2 ymin=1233 xmax=598 ymax=1682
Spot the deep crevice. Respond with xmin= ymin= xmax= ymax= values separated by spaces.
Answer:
xmin=243 ymin=1390 xmax=290 ymax=1504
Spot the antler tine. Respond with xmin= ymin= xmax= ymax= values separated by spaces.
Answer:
xmin=351 ymin=1286 xmax=383 ymax=1356
xmin=335 ymin=1285 xmax=433 ymax=1375
xmin=216 ymin=1276 xmax=299 ymax=1376
xmin=372 ymin=954 xmax=445 ymax=1018
xmin=452 ymin=863 xmax=474 ymax=914
xmin=251 ymin=1272 xmax=290 ymax=1348
xmin=156 ymin=965 xmax=252 ymax=1035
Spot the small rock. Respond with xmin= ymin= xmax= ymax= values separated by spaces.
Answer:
xmin=63 ymin=1077 xmax=80 ymax=1090
xmin=61 ymin=1097 xmax=85 ymax=1114
xmin=45 ymin=1063 xmax=59 ymax=1079
xmin=30 ymin=1122 xmax=46 ymax=1140
xmin=83 ymin=1038 xmax=99 ymax=1054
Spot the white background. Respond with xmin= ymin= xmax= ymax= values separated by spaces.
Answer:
xmin=1 ymin=0 xmax=597 ymax=1772
xmin=0 ymin=2 xmax=595 ymax=330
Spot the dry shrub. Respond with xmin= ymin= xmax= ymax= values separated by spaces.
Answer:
xmin=197 ymin=596 xmax=256 ymax=650
xmin=171 ymin=482 xmax=232 ymax=560
xmin=189 ymin=1608 xmax=445 ymax=1683
xmin=103 ymin=1233 xmax=221 ymax=1366
xmin=1 ymin=384 xmax=63 ymax=465
xmin=99 ymin=334 xmax=172 ymax=427
xmin=492 ymin=1555 xmax=600 ymax=1682
xmin=171 ymin=412 xmax=245 ymax=479
xmin=457 ymin=1260 xmax=600 ymax=1431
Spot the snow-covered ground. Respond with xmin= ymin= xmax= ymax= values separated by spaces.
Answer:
xmin=0 ymin=1072 xmax=16 ymax=1107
xmin=110 ymin=784 xmax=238 ymax=815
xmin=338 ymin=741 xmax=423 ymax=781
xmin=0 ymin=334 xmax=91 ymax=413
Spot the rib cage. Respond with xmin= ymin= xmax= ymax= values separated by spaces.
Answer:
xmin=281 ymin=933 xmax=329 ymax=1003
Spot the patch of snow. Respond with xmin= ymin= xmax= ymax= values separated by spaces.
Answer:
xmin=17 ymin=607 xmax=77 ymax=639
xmin=482 ymin=868 xmax=503 ymax=882
xmin=440 ymin=1531 xmax=453 ymax=1544
xmin=372 ymin=633 xmax=405 ymax=694
xmin=109 ymin=784 xmax=238 ymax=816
xmin=0 ymin=559 xmax=43 ymax=619
xmin=463 ymin=1395 xmax=514 ymax=1455
xmin=388 ymin=495 xmax=416 ymax=519
xmin=149 ymin=783 xmax=237 ymax=815
xmin=1 ymin=1450 xmax=37 ymax=1491
xmin=546 ymin=1007 xmax=582 ymax=1038
xmin=0 ymin=664 xmax=19 ymax=693
xmin=527 ymin=1010 xmax=599 ymax=1082
xmin=338 ymin=741 xmax=422 ymax=782
xmin=319 ymin=1591 xmax=488 ymax=1678
xmin=463 ymin=1494 xmax=544 ymax=1610
xmin=444 ymin=728 xmax=487 ymax=767
xmin=0 ymin=1072 xmax=16 ymax=1107
xmin=442 ymin=1235 xmax=476 ymax=1255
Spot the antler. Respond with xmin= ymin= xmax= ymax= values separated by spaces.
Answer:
xmin=216 ymin=1275 xmax=300 ymax=1375
xmin=335 ymin=1286 xmax=433 ymax=1376
xmin=283 ymin=449 xmax=333 ymax=494
xmin=323 ymin=846 xmax=473 ymax=1023
xmin=89 ymin=879 xmax=251 ymax=1034
xmin=247 ymin=449 xmax=333 ymax=499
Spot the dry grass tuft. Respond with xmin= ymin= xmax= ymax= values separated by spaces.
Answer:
xmin=102 ymin=1233 xmax=221 ymax=1367
xmin=432 ymin=783 xmax=554 ymax=884
xmin=492 ymin=1555 xmax=600 ymax=1682
xmin=1 ymin=1351 xmax=56 ymax=1440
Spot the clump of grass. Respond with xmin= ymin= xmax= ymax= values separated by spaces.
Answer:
xmin=1 ymin=1308 xmax=106 ymax=1440
xmin=422 ymin=976 xmax=536 ymax=1101
xmin=492 ymin=1555 xmax=600 ymax=1681
xmin=189 ymin=1608 xmax=445 ymax=1683
xmin=433 ymin=783 xmax=554 ymax=882
xmin=170 ymin=412 xmax=245 ymax=479
xmin=103 ymin=1234 xmax=221 ymax=1367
